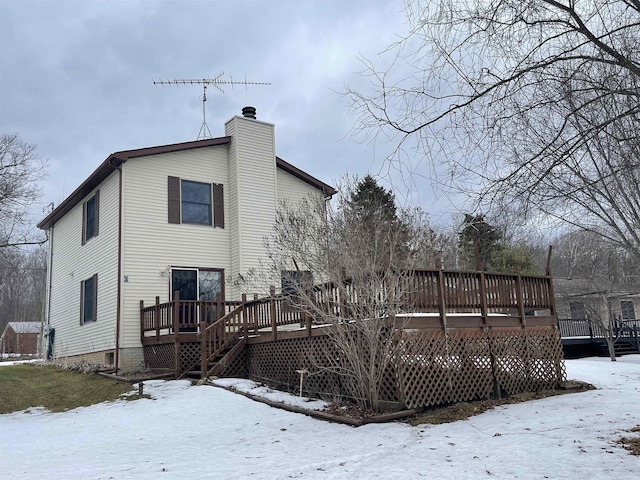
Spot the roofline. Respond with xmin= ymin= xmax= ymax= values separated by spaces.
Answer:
xmin=37 ymin=137 xmax=336 ymax=230
xmin=37 ymin=137 xmax=231 ymax=230
xmin=276 ymin=156 xmax=337 ymax=197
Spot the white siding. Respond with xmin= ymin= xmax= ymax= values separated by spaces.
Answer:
xmin=120 ymin=146 xmax=230 ymax=348
xmin=48 ymin=172 xmax=120 ymax=358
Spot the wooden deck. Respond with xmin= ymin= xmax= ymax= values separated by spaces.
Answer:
xmin=558 ymin=318 xmax=640 ymax=356
xmin=140 ymin=269 xmax=560 ymax=380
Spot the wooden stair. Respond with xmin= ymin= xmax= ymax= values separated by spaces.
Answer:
xmin=183 ymin=337 xmax=246 ymax=380
xmin=593 ymin=339 xmax=639 ymax=357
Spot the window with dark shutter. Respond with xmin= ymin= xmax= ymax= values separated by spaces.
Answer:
xmin=168 ymin=177 xmax=224 ymax=228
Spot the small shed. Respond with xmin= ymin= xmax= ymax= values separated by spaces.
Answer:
xmin=1 ymin=322 xmax=41 ymax=356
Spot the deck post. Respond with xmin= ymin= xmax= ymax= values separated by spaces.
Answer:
xmin=242 ymin=293 xmax=248 ymax=341
xmin=200 ymin=318 xmax=207 ymax=379
xmin=305 ymin=311 xmax=312 ymax=337
xmin=155 ymin=296 xmax=161 ymax=341
xmin=436 ymin=270 xmax=447 ymax=330
xmin=216 ymin=292 xmax=222 ymax=323
xmin=516 ymin=275 xmax=526 ymax=327
xmin=173 ymin=290 xmax=180 ymax=378
xmin=479 ymin=272 xmax=488 ymax=325
xmin=139 ymin=300 xmax=145 ymax=344
xmin=270 ymin=285 xmax=277 ymax=341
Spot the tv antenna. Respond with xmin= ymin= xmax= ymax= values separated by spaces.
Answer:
xmin=153 ymin=73 xmax=270 ymax=140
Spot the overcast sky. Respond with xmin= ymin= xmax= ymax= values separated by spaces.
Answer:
xmin=0 ymin=0 xmax=459 ymax=228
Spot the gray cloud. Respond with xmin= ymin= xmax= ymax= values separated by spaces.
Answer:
xmin=0 ymin=0 xmax=456 ymax=226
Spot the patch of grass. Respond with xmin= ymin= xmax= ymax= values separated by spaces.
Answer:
xmin=617 ymin=426 xmax=640 ymax=456
xmin=409 ymin=384 xmax=595 ymax=426
xmin=0 ymin=364 xmax=138 ymax=414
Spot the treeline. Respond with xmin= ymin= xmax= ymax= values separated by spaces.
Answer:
xmin=0 ymin=246 xmax=47 ymax=334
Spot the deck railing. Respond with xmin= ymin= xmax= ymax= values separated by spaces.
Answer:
xmin=557 ymin=317 xmax=640 ymax=343
xmin=309 ymin=269 xmax=554 ymax=318
xmin=141 ymin=269 xmax=556 ymax=341
xmin=140 ymin=295 xmax=243 ymax=341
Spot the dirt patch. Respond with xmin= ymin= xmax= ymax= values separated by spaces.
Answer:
xmin=408 ymin=381 xmax=596 ymax=426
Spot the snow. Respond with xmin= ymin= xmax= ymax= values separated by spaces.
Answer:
xmin=1 ymin=356 xmax=639 ymax=479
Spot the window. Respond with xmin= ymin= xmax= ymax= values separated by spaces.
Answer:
xmin=620 ymin=300 xmax=636 ymax=320
xmin=82 ymin=191 xmax=99 ymax=244
xmin=80 ymin=274 xmax=97 ymax=324
xmin=281 ymin=270 xmax=313 ymax=294
xmin=569 ymin=301 xmax=586 ymax=320
xmin=168 ymin=177 xmax=224 ymax=227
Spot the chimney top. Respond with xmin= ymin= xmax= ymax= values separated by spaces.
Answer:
xmin=242 ymin=106 xmax=257 ymax=119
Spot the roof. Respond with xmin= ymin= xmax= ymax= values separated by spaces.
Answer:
xmin=38 ymin=136 xmax=336 ymax=230
xmin=4 ymin=322 xmax=41 ymax=334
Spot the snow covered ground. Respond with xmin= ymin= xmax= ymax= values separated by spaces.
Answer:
xmin=1 ymin=356 xmax=639 ymax=479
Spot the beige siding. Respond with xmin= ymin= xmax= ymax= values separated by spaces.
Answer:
xmin=225 ymin=119 xmax=242 ymax=298
xmin=225 ymin=116 xmax=278 ymax=295
xmin=120 ymin=146 xmax=231 ymax=349
xmin=48 ymin=172 xmax=120 ymax=358
xmin=276 ymin=168 xmax=326 ymax=206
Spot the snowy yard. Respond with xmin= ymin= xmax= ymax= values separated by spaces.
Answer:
xmin=1 ymin=356 xmax=639 ymax=479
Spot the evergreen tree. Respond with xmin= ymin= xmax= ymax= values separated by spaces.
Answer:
xmin=458 ymin=214 xmax=502 ymax=271
xmin=348 ymin=174 xmax=397 ymax=224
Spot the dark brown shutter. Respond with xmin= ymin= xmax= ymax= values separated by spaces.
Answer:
xmin=94 ymin=190 xmax=100 ymax=237
xmin=168 ymin=176 xmax=181 ymax=224
xmin=213 ymin=183 xmax=224 ymax=228
xmin=81 ymin=201 xmax=87 ymax=245
xmin=92 ymin=273 xmax=98 ymax=322
xmin=79 ymin=280 xmax=85 ymax=325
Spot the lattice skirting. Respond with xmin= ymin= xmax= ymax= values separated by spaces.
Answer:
xmin=144 ymin=344 xmax=175 ymax=370
xmin=246 ymin=326 xmax=566 ymax=409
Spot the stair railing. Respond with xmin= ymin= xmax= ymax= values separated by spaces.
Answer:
xmin=200 ymin=294 xmax=249 ymax=378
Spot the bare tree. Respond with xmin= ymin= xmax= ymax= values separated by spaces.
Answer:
xmin=0 ymin=134 xmax=46 ymax=250
xmin=0 ymin=246 xmax=47 ymax=334
xmin=259 ymin=177 xmax=439 ymax=411
xmin=346 ymin=1 xmax=640 ymax=258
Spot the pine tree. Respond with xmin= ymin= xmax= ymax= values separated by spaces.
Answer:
xmin=458 ymin=214 xmax=502 ymax=271
xmin=348 ymin=174 xmax=397 ymax=224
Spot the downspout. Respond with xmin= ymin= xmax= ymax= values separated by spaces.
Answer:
xmin=112 ymin=160 xmax=123 ymax=374
xmin=45 ymin=225 xmax=54 ymax=359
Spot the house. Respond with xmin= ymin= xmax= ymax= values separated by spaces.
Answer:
xmin=555 ymin=277 xmax=640 ymax=356
xmin=38 ymin=107 xmax=336 ymax=372
xmin=554 ymin=277 xmax=640 ymax=323
xmin=0 ymin=322 xmax=41 ymax=356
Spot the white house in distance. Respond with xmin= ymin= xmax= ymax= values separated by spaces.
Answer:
xmin=38 ymin=107 xmax=336 ymax=372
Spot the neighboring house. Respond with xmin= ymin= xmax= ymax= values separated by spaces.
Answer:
xmin=38 ymin=107 xmax=336 ymax=372
xmin=0 ymin=322 xmax=41 ymax=355
xmin=554 ymin=277 xmax=640 ymax=323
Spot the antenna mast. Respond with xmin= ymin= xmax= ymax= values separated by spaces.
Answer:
xmin=153 ymin=73 xmax=270 ymax=140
